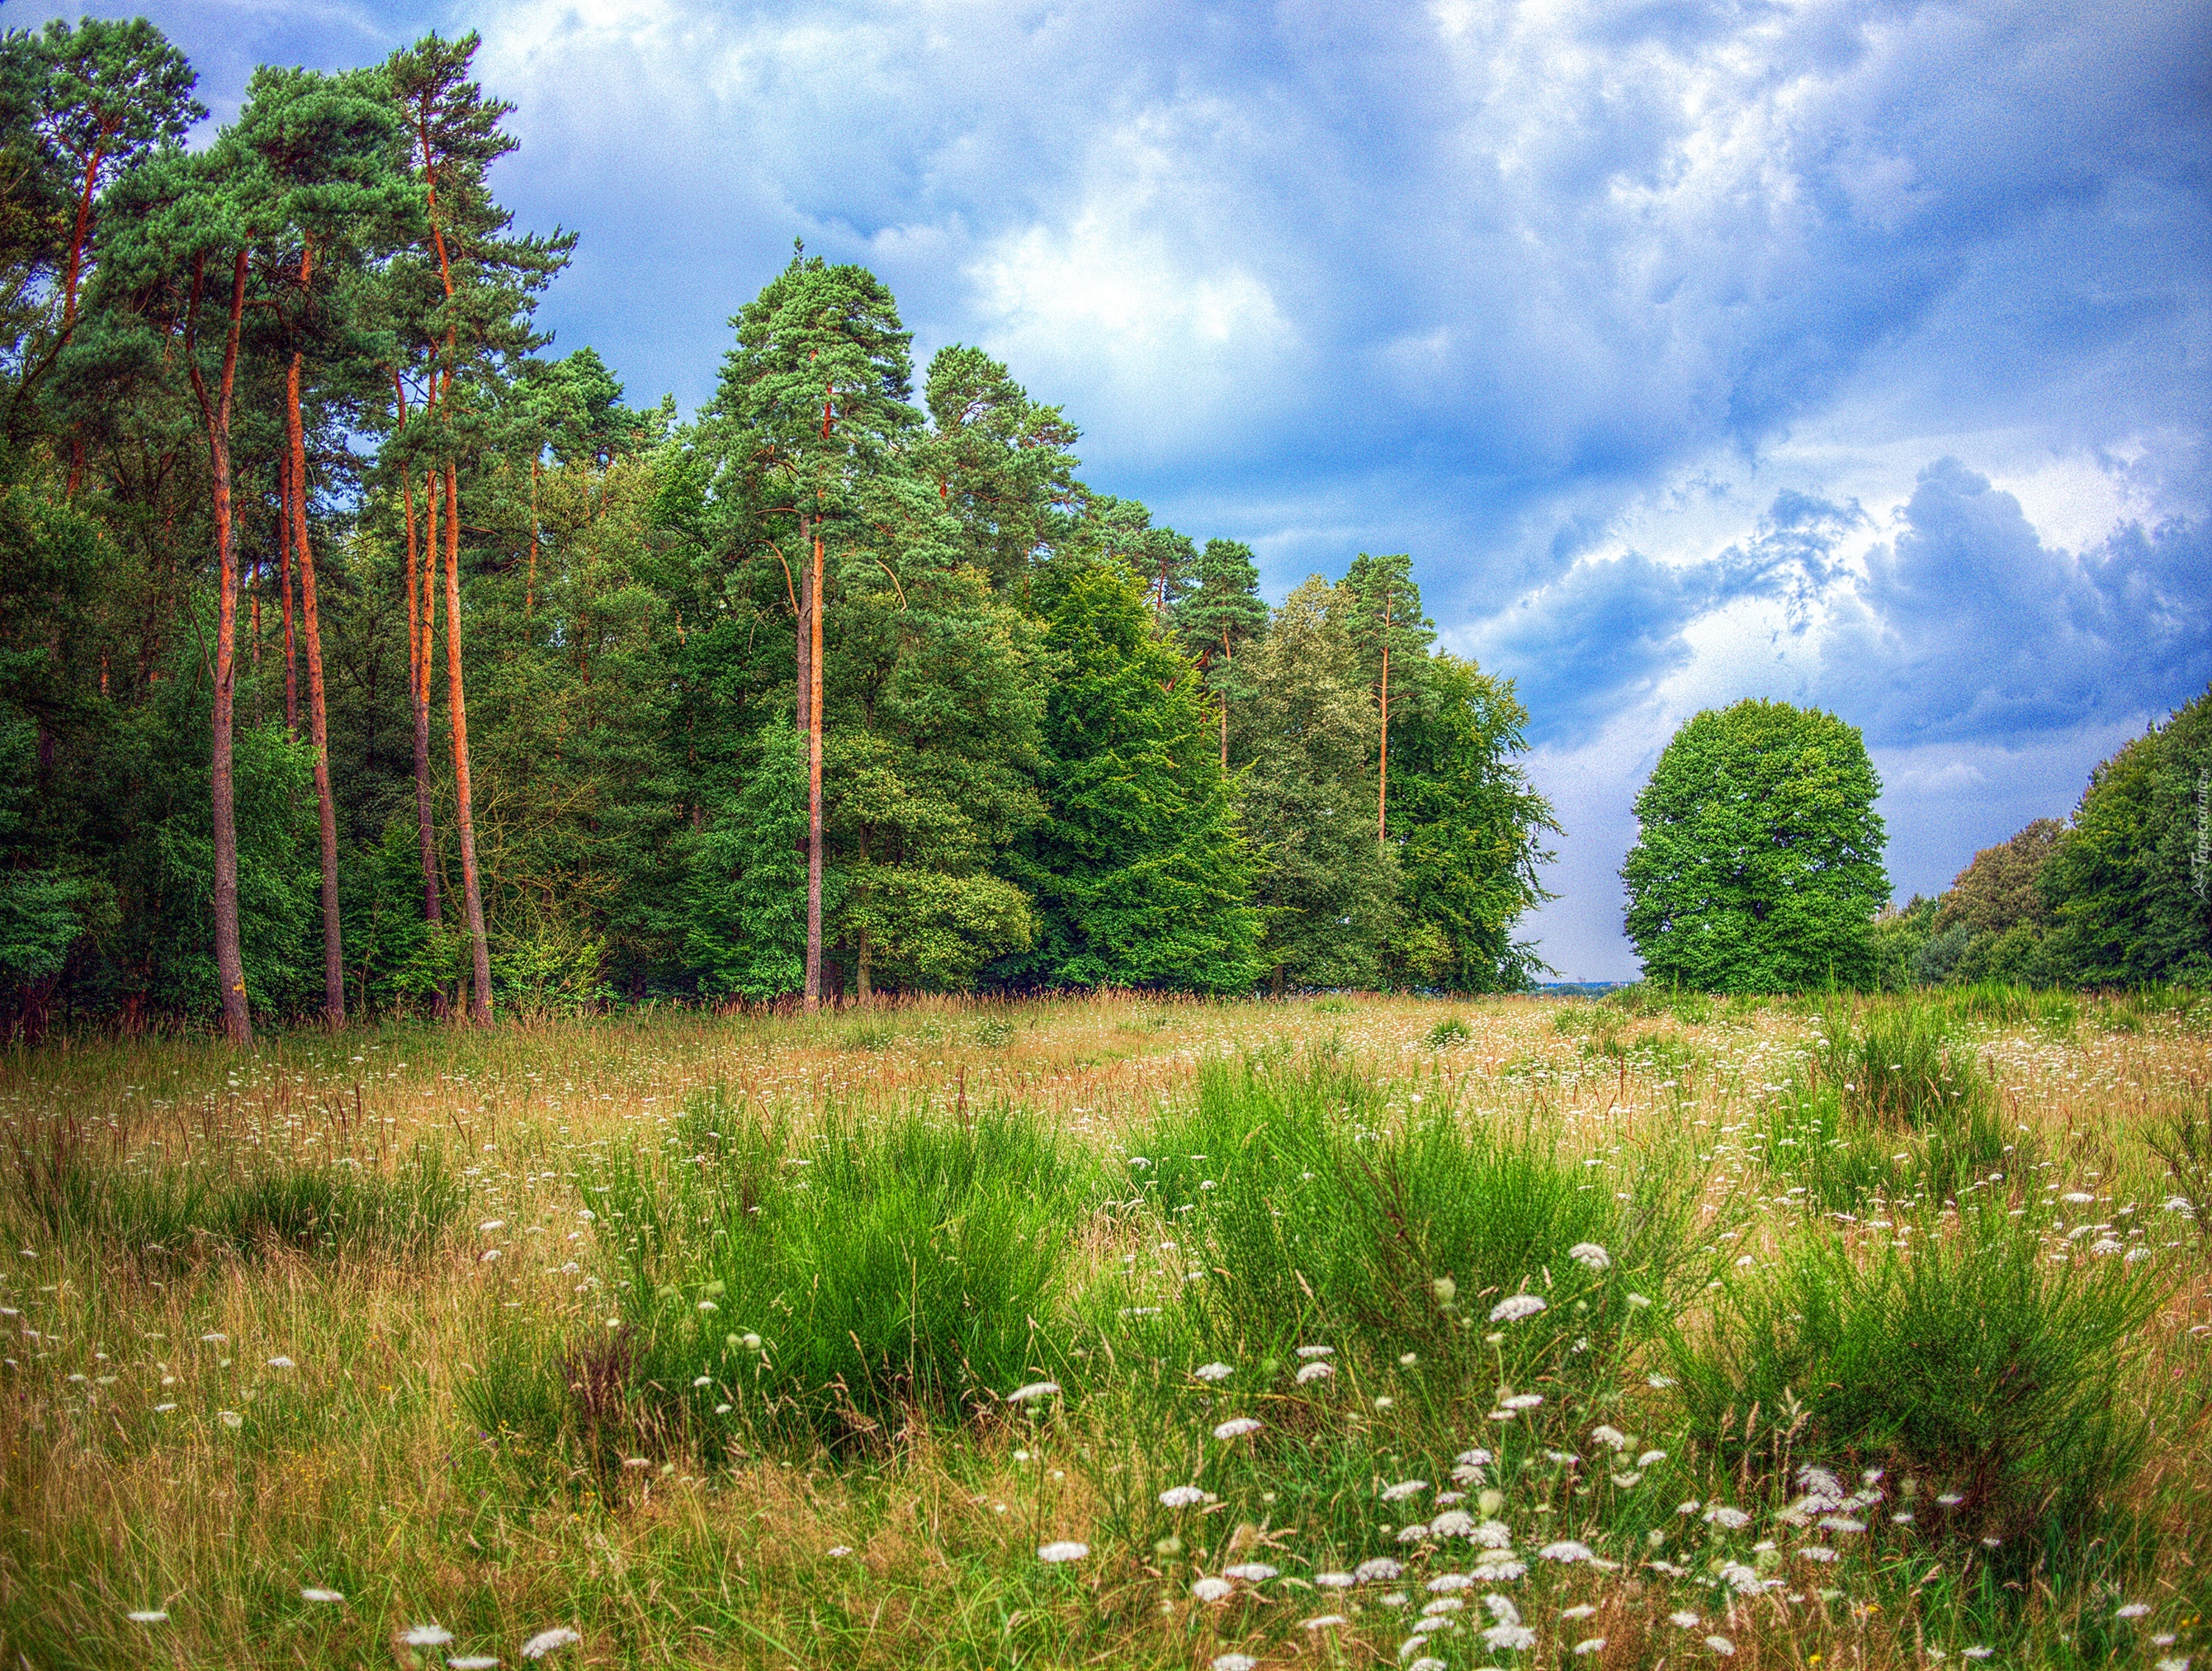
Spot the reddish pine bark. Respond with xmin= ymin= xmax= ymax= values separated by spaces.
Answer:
xmin=444 ymin=462 xmax=493 ymax=1024
xmin=183 ymin=249 xmax=253 ymax=1047
xmin=286 ymin=281 xmax=344 ymax=1025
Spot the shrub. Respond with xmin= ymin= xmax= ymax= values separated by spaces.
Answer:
xmin=597 ymin=1095 xmax=1095 ymax=1456
xmin=1123 ymin=1055 xmax=1702 ymax=1418
xmin=1676 ymin=1205 xmax=2167 ymax=1554
xmin=1764 ymin=1003 xmax=2008 ymax=1214
xmin=1424 ymin=1015 xmax=1472 ymax=1049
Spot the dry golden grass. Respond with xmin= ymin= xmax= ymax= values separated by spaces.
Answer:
xmin=2 ymin=988 xmax=2207 ymax=1669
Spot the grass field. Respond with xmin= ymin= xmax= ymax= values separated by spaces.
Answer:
xmin=2 ymin=987 xmax=2207 ymax=1670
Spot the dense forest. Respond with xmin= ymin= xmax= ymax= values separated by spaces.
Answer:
xmin=0 ymin=22 xmax=1562 ymax=1039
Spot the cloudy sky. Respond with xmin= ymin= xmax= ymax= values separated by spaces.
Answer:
xmin=48 ymin=0 xmax=2211 ymax=978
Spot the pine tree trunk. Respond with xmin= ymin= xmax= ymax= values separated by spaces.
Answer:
xmin=1377 ymin=598 xmax=1392 ymax=853
xmin=187 ymin=250 xmax=253 ymax=1049
xmin=805 ymin=533 xmax=825 ymax=1009
xmin=526 ymin=455 xmax=539 ymax=618
xmin=444 ymin=462 xmax=494 ymax=1024
xmin=288 ymin=340 xmax=344 ymax=1027
xmin=280 ymin=443 xmax=299 ymax=738
xmin=400 ymin=464 xmax=443 ymax=940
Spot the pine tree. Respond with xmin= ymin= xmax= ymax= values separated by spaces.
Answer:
xmin=1175 ymin=537 xmax=1269 ymax=768
xmin=707 ymin=252 xmax=916 ymax=1006
xmin=1010 ymin=558 xmax=1261 ymax=992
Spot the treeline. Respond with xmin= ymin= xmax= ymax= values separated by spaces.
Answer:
xmin=0 ymin=21 xmax=1558 ymax=1039
xmin=1875 ymin=684 xmax=2212 ymax=989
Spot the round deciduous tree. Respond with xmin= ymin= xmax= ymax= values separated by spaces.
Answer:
xmin=1622 ymin=700 xmax=1888 ymax=992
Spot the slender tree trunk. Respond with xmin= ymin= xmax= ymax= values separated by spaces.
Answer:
xmin=414 ymin=466 xmax=447 ymax=1016
xmin=185 ymin=250 xmax=253 ymax=1048
xmin=1377 ymin=595 xmax=1392 ymax=853
xmin=794 ymin=516 xmax=811 ymax=737
xmin=444 ymin=462 xmax=494 ymax=1024
xmin=805 ymin=532 xmax=825 ymax=1009
xmin=401 ymin=467 xmax=442 ymax=923
xmin=288 ymin=327 xmax=344 ymax=1027
xmin=279 ymin=443 xmax=298 ymax=737
xmin=857 ymin=926 xmax=871 ymax=1004
xmin=1220 ymin=631 xmax=1231 ymax=769
xmin=60 ymin=144 xmax=101 ymax=332
xmin=526 ymin=455 xmax=539 ymax=618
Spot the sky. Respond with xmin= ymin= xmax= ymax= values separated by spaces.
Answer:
xmin=35 ymin=0 xmax=2212 ymax=979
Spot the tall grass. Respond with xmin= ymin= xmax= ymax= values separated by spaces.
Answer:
xmin=1115 ymin=1054 xmax=1706 ymax=1425
xmin=8 ymin=1142 xmax=463 ymax=1268
xmin=1676 ymin=1202 xmax=2169 ymax=1560
xmin=1762 ymin=1001 xmax=2011 ymax=1214
xmin=476 ymin=1092 xmax=1099 ymax=1461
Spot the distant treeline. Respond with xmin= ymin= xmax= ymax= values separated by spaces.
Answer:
xmin=0 ymin=23 xmax=1558 ymax=1039
xmin=1875 ymin=685 xmax=2212 ymax=990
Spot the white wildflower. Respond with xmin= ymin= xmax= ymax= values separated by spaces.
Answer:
xmin=1296 ymin=1344 xmax=1335 ymax=1357
xmin=1669 ymin=1611 xmax=1701 ymax=1628
xmin=1355 ymin=1557 xmax=1405 ymax=1583
xmin=1191 ymin=1577 xmax=1234 ymax=1602
xmin=1538 ymin=1541 xmax=1595 ymax=1563
xmin=1703 ymin=1505 xmax=1752 ymax=1530
xmin=1567 ymin=1243 xmax=1611 ymax=1271
xmin=1381 ymin=1479 xmax=1430 ymax=1503
xmin=1158 ymin=1485 xmax=1212 ymax=1508
xmin=1006 ymin=1380 xmax=1061 ymax=1404
xmin=1223 ymin=1562 xmax=1279 ymax=1581
xmin=1501 ymin=1393 xmax=1543 ymax=1410
xmin=1427 ymin=1573 xmax=1475 ymax=1593
xmin=300 ymin=1588 xmax=344 ymax=1602
xmin=1960 ymin=1650 xmax=1994 ymax=1662
xmin=1590 ymin=1424 xmax=1628 ymax=1451
xmin=1193 ymin=1361 xmax=1234 ymax=1381
xmin=1574 ymin=1637 xmax=1608 ymax=1654
xmin=1315 ymin=1571 xmax=1355 ymax=1588
xmin=1210 ymin=1657 xmax=1257 ymax=1671
xmin=125 ymin=1611 xmax=168 ymax=1624
xmin=1037 ymin=1541 xmax=1089 ymax=1563
xmin=1430 ymin=1511 xmax=1477 ymax=1537
xmin=1490 ymin=1294 xmax=1548 ymax=1323
xmin=1297 ymin=1361 xmax=1335 ymax=1384
xmin=1705 ymin=1635 xmax=1737 ymax=1656
xmin=267 ymin=1356 xmax=295 ymax=1370
xmin=1562 ymin=1605 xmax=1599 ymax=1620
xmin=404 ymin=1626 xmax=454 ymax=1647
xmin=1212 ymin=1417 xmax=1263 ymax=1440
xmin=520 ymin=1628 xmax=581 ymax=1660
xmin=1302 ymin=1614 xmax=1350 ymax=1630
xmin=2116 ymin=1603 xmax=2151 ymax=1619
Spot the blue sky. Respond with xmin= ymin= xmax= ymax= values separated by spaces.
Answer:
xmin=41 ymin=0 xmax=2212 ymax=978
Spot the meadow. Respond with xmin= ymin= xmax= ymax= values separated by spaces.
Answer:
xmin=1 ymin=987 xmax=2206 ymax=1670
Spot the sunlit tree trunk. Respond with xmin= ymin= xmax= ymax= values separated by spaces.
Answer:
xmin=805 ymin=532 xmax=825 ymax=1008
xmin=184 ymin=249 xmax=253 ymax=1047
xmin=286 ymin=285 xmax=343 ymax=1026
xmin=392 ymin=372 xmax=446 ymax=988
xmin=444 ymin=461 xmax=494 ymax=1024
xmin=278 ymin=445 xmax=298 ymax=736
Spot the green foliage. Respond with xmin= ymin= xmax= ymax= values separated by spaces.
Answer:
xmin=1425 ymin=1015 xmax=1472 ymax=1048
xmin=595 ymin=1096 xmax=1094 ymax=1453
xmin=2042 ymin=684 xmax=2212 ymax=985
xmin=1623 ymin=699 xmax=1889 ymax=992
xmin=1122 ymin=1055 xmax=1701 ymax=1422
xmin=1676 ymin=1204 xmax=2168 ymax=1552
xmin=683 ymin=718 xmax=808 ymax=1001
xmin=1387 ymin=653 xmax=1558 ymax=991
xmin=1231 ymin=578 xmax=1398 ymax=988
xmin=1011 ymin=560 xmax=1263 ymax=992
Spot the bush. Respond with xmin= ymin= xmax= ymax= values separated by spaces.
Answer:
xmin=1424 ymin=1015 xmax=1472 ymax=1048
xmin=1122 ymin=1055 xmax=1702 ymax=1420
xmin=594 ymin=1094 xmax=1095 ymax=1455
xmin=1676 ymin=1205 xmax=2168 ymax=1556
xmin=1763 ymin=1002 xmax=2008 ymax=1214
